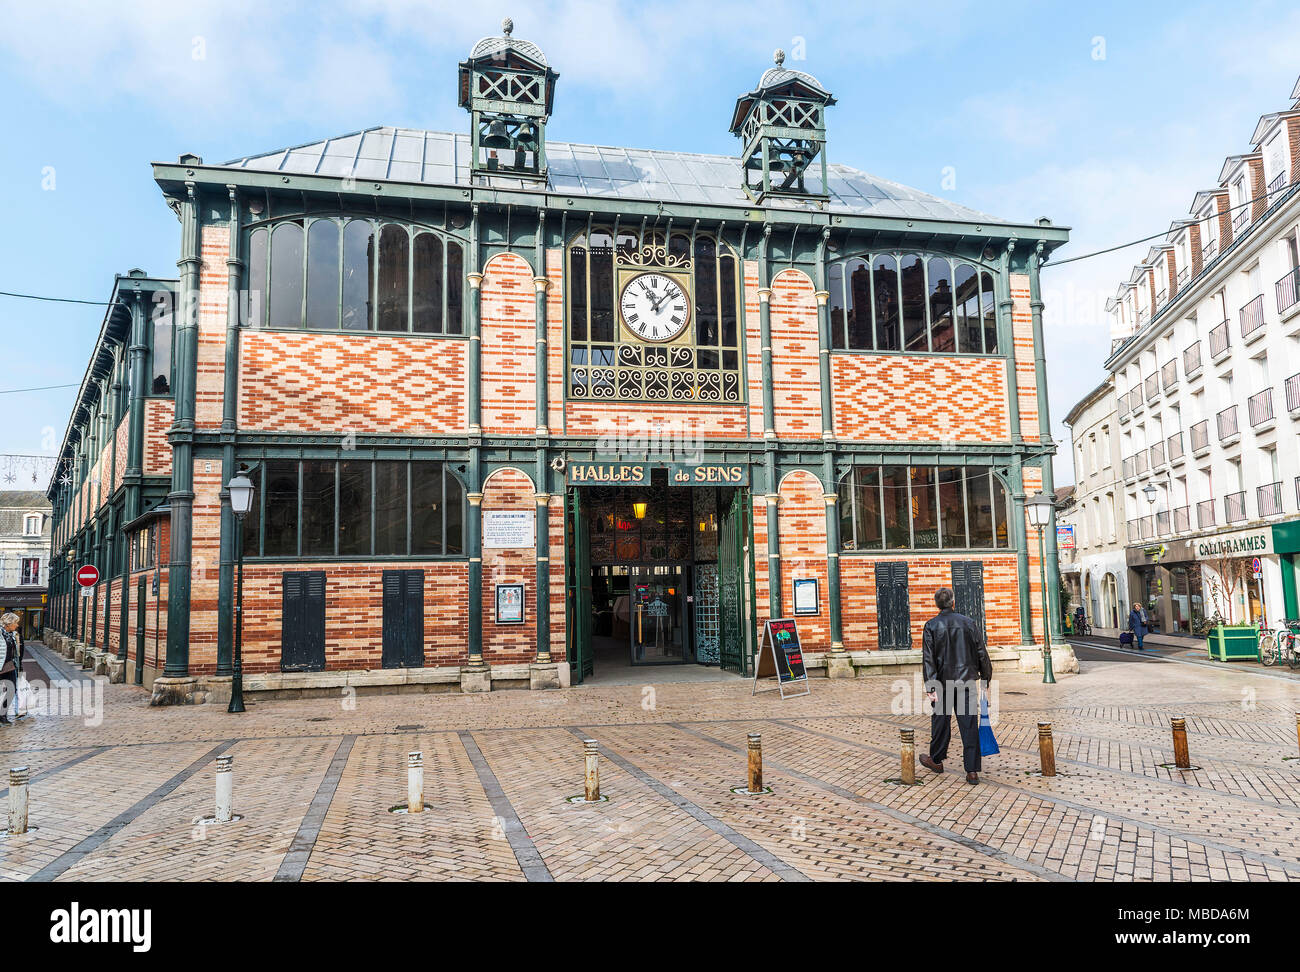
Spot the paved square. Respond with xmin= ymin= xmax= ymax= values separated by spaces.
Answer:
xmin=3 ymin=642 xmax=1299 ymax=882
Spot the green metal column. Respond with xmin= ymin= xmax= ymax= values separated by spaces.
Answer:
xmin=1029 ymin=241 xmax=1062 ymax=644
xmin=758 ymin=225 xmax=781 ymax=617
xmin=823 ymin=453 xmax=844 ymax=653
xmin=467 ymin=204 xmax=483 ymax=436
xmin=163 ymin=183 xmax=200 ymax=683
xmin=534 ymin=209 xmax=549 ymax=436
xmin=533 ymin=213 xmax=552 ymax=665
xmin=997 ymin=244 xmax=1034 ymax=645
xmin=465 ymin=202 xmax=485 ymax=672
xmin=123 ymin=291 xmax=148 ymax=660
xmin=216 ymin=186 xmax=242 ymax=678
xmin=466 ymin=477 xmax=485 ymax=670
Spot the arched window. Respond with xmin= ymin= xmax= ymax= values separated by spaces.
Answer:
xmin=269 ymin=221 xmax=304 ymax=329
xmin=248 ymin=218 xmax=464 ymax=334
xmin=901 ymin=254 xmax=927 ymax=352
xmin=412 ymin=233 xmax=443 ymax=333
xmin=341 ymin=220 xmax=374 ymax=331
xmin=980 ymin=271 xmax=999 ymax=354
xmin=376 ymin=224 xmax=409 ymax=332
xmin=566 ymin=227 xmax=743 ymax=403
xmin=846 ymin=258 xmax=871 ymax=350
xmin=928 ymin=257 xmax=955 ymax=353
xmin=306 ymin=220 xmax=340 ymax=329
xmin=953 ymin=263 xmax=979 ymax=353
xmin=872 ymin=254 xmax=900 ymax=351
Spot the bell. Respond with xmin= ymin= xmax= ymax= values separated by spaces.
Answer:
xmin=515 ymin=121 xmax=538 ymax=152
xmin=766 ymin=146 xmax=786 ymax=175
xmin=481 ymin=119 xmax=512 ymax=149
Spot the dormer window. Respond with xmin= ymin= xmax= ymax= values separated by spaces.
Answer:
xmin=23 ymin=513 xmax=41 ymax=537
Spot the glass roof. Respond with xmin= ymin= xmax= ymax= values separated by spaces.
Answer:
xmin=224 ymin=126 xmax=1005 ymax=225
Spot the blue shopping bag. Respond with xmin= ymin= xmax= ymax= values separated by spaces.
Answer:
xmin=978 ymin=690 xmax=999 ymax=756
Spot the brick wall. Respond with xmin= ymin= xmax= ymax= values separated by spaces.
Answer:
xmin=831 ymin=355 xmax=1009 ymax=441
xmin=237 ymin=331 xmax=468 ymax=434
xmin=770 ymin=269 xmax=823 ymax=439
xmin=481 ymin=467 xmax=538 ymax=665
xmin=143 ymin=399 xmax=174 ymax=477
xmin=482 ymin=253 xmax=538 ymax=435
xmin=773 ymin=470 xmax=829 ymax=650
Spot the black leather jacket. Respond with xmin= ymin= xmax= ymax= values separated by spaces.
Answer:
xmin=922 ymin=609 xmax=992 ymax=684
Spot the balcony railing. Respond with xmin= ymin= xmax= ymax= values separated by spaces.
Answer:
xmin=1155 ymin=288 xmax=1167 ymax=309
xmin=1173 ymin=505 xmax=1191 ymax=533
xmin=1216 ymin=405 xmax=1239 ymax=441
xmin=1286 ymin=372 xmax=1300 ymax=413
xmin=1118 ymin=394 xmax=1131 ymax=420
xmin=1197 ymin=498 xmax=1216 ymax=529
xmin=1278 ymin=266 xmax=1300 ymax=315
xmin=1129 ymin=388 xmax=1145 ymax=413
xmin=1248 ymin=387 xmax=1274 ymax=427
xmin=1137 ymin=307 xmax=1150 ymax=325
xmin=1145 ymin=373 xmax=1160 ymax=402
xmin=1149 ymin=441 xmax=1165 ymax=468
xmin=1122 ymin=456 xmax=1136 ymax=480
xmin=1183 ymin=340 xmax=1202 ymax=377
xmin=1209 ymin=320 xmax=1231 ymax=358
xmin=1127 ymin=519 xmax=1140 ymax=544
xmin=1134 ymin=451 xmax=1148 ymax=476
xmin=1177 ymin=266 xmax=1189 ymax=288
xmin=1161 ymin=359 xmax=1178 ymax=390
xmin=1267 ymin=171 xmax=1287 ymax=198
xmin=1203 ymin=238 xmax=1218 ymax=262
xmin=1166 ymin=431 xmax=1184 ymax=462
xmin=1224 ymin=490 xmax=1247 ymax=524
xmin=1190 ymin=420 xmax=1210 ymax=452
xmin=1258 ymin=481 xmax=1284 ymax=517
xmin=1232 ymin=207 xmax=1250 ymax=233
xmin=1139 ymin=516 xmax=1154 ymax=540
xmin=1155 ymin=510 xmax=1170 ymax=535
xmin=1240 ymin=294 xmax=1265 ymax=338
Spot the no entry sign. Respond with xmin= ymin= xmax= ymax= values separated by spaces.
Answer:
xmin=76 ymin=565 xmax=100 ymax=588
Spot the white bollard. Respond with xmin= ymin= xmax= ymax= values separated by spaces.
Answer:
xmin=8 ymin=767 xmax=29 ymax=835
xmin=215 ymin=755 xmax=234 ymax=823
xmin=583 ymin=739 xmax=600 ymax=803
xmin=407 ymin=752 xmax=424 ymax=814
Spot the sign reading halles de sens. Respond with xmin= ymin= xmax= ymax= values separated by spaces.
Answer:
xmin=567 ymin=461 xmax=748 ymax=486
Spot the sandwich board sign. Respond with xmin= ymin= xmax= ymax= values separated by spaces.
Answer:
xmin=752 ymin=618 xmax=810 ymax=699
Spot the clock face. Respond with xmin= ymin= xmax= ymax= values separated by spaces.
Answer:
xmin=619 ymin=272 xmax=691 ymax=343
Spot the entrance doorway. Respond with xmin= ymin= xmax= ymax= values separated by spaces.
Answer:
xmin=566 ymin=471 xmax=751 ymax=683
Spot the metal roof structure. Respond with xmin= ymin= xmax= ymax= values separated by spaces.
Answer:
xmin=223 ymin=126 xmax=1006 ymax=225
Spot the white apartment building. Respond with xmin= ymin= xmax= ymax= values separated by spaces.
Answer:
xmin=1061 ymin=378 xmax=1130 ymax=636
xmin=1104 ymin=76 xmax=1300 ymax=635
xmin=0 ymin=490 xmax=51 ymax=640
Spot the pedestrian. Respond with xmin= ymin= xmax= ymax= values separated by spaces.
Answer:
xmin=920 ymin=588 xmax=993 ymax=785
xmin=0 ymin=613 xmax=20 ymax=726
xmin=1128 ymin=603 xmax=1149 ymax=650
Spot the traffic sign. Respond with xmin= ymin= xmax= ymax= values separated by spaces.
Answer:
xmin=76 ymin=565 xmax=100 ymax=588
xmin=1251 ymin=557 xmax=1261 ymax=574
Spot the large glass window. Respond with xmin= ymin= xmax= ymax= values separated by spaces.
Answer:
xmin=828 ymin=253 xmax=999 ymax=355
xmin=840 ymin=465 xmax=1011 ymax=551
xmin=150 ymin=297 xmax=174 ymax=395
xmin=246 ymin=458 xmax=462 ymax=559
xmin=248 ymin=218 xmax=464 ymax=334
xmin=566 ymin=228 xmax=743 ymax=403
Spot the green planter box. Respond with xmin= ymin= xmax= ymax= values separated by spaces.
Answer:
xmin=1206 ymin=624 xmax=1259 ymax=662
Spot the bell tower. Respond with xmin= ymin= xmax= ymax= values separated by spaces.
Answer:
xmin=729 ymin=50 xmax=835 ymax=204
xmin=458 ymin=17 xmax=558 ymax=182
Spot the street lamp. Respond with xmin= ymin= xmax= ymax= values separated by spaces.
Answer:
xmin=227 ymin=466 xmax=256 ymax=714
xmin=1025 ymin=491 xmax=1057 ymax=684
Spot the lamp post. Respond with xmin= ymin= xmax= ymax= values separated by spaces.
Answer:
xmin=227 ymin=466 xmax=256 ymax=714
xmin=1026 ymin=491 xmax=1056 ymax=684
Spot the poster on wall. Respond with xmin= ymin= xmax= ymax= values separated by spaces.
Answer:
xmin=482 ymin=510 xmax=535 ymax=549
xmin=1057 ymin=524 xmax=1075 ymax=549
xmin=792 ymin=577 xmax=819 ymax=616
xmin=495 ymin=583 xmax=525 ymax=625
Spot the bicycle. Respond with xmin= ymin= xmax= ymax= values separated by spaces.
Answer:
xmin=1258 ymin=620 xmax=1300 ymax=668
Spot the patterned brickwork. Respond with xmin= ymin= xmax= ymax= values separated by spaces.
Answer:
xmin=195 ymin=229 xmax=231 ymax=429
xmin=773 ymin=470 xmax=829 ymax=650
xmin=481 ymin=253 xmax=538 ymax=435
xmin=831 ymin=354 xmax=1010 ymax=442
xmin=143 ymin=399 xmax=174 ymax=477
xmin=769 ymin=269 xmax=823 ymax=439
xmin=237 ymin=330 xmax=468 ymax=435
xmin=481 ymin=467 xmax=538 ymax=665
xmin=187 ymin=460 xmax=223 ymax=672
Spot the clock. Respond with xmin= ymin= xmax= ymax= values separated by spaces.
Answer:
xmin=619 ymin=272 xmax=691 ymax=343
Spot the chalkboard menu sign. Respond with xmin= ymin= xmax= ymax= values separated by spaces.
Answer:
xmin=752 ymin=619 xmax=810 ymax=699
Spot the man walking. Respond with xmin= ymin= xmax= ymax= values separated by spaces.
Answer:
xmin=919 ymin=588 xmax=993 ymax=784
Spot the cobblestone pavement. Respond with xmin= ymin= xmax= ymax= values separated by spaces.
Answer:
xmin=3 ymin=641 xmax=1300 ymax=882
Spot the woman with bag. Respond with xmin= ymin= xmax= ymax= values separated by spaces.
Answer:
xmin=0 ymin=613 xmax=20 ymax=725
xmin=1128 ymin=604 xmax=1149 ymax=651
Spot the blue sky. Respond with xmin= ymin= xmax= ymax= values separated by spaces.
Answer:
xmin=2 ymin=0 xmax=1297 ymax=489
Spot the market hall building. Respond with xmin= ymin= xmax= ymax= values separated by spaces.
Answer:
xmin=43 ymin=23 xmax=1073 ymax=703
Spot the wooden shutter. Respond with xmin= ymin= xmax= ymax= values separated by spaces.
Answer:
xmin=282 ymin=571 xmax=326 ymax=672
xmin=875 ymin=561 xmax=912 ymax=650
